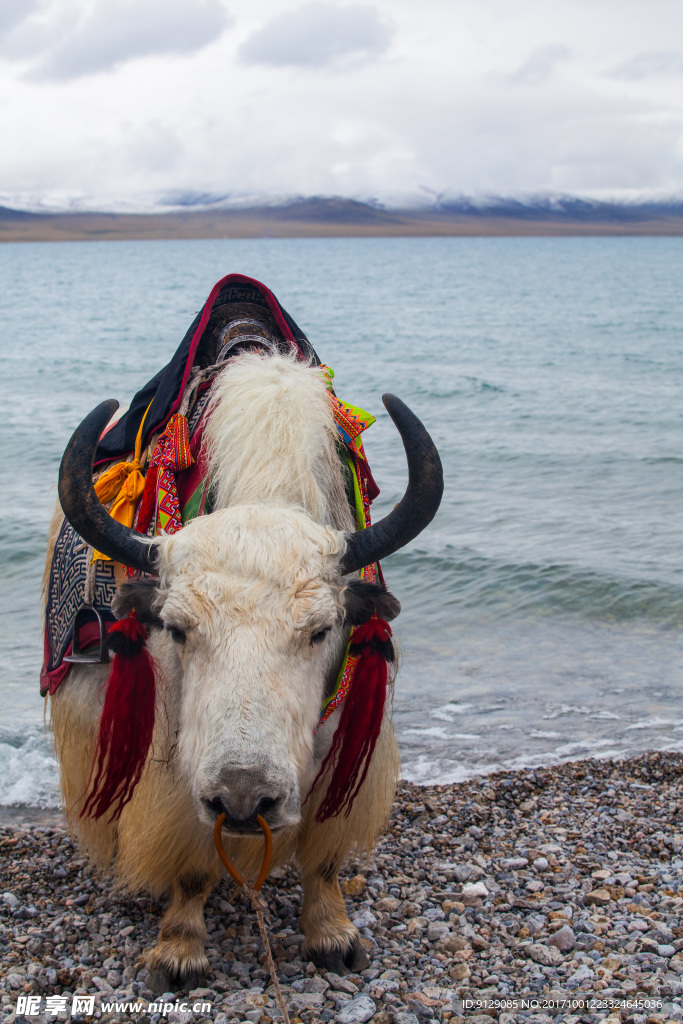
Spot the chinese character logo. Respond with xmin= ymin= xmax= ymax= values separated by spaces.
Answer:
xmin=72 ymin=995 xmax=96 ymax=1014
xmin=44 ymin=995 xmax=68 ymax=1015
xmin=16 ymin=995 xmax=41 ymax=1016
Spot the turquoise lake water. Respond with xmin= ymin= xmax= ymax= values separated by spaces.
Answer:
xmin=1 ymin=236 xmax=682 ymax=811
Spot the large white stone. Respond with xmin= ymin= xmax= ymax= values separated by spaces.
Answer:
xmin=336 ymin=995 xmax=377 ymax=1024
xmin=461 ymin=881 xmax=489 ymax=898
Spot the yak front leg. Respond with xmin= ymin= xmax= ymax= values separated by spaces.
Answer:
xmin=146 ymin=872 xmax=215 ymax=993
xmin=300 ymin=862 xmax=370 ymax=975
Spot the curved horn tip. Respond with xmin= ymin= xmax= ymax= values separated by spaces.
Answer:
xmin=381 ymin=393 xmax=425 ymax=432
xmin=381 ymin=393 xmax=401 ymax=412
xmin=90 ymin=398 xmax=120 ymax=422
xmin=338 ymin=393 xmax=444 ymax=576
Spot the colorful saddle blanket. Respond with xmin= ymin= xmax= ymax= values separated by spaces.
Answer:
xmin=42 ymin=274 xmax=380 ymax=702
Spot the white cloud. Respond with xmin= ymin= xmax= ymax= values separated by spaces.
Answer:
xmin=238 ymin=1 xmax=393 ymax=69
xmin=7 ymin=0 xmax=232 ymax=80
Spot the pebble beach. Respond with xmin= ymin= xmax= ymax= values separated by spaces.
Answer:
xmin=2 ymin=751 xmax=683 ymax=1024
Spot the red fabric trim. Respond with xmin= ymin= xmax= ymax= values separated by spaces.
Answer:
xmin=40 ymin=622 xmax=111 ymax=696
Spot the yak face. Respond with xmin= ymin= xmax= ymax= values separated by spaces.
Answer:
xmin=115 ymin=504 xmax=398 ymax=837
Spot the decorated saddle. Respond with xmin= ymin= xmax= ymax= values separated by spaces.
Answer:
xmin=42 ymin=274 xmax=383 ymax=725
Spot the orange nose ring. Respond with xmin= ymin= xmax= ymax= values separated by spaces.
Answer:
xmin=213 ymin=812 xmax=273 ymax=892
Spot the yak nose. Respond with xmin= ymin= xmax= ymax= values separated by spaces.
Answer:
xmin=204 ymin=768 xmax=290 ymax=833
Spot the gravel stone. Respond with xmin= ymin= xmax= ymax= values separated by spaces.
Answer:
xmin=659 ymin=944 xmax=677 ymax=958
xmin=461 ymin=881 xmax=488 ymax=899
xmin=527 ymin=942 xmax=563 ymax=966
xmin=547 ymin=924 xmax=576 ymax=951
xmin=426 ymin=920 xmax=449 ymax=942
xmin=287 ymin=991 xmax=326 ymax=1012
xmin=336 ymin=994 xmax=376 ymax=1023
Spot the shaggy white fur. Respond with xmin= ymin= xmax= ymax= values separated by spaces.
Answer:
xmin=202 ymin=352 xmax=353 ymax=531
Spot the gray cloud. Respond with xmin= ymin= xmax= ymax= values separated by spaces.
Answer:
xmin=609 ymin=50 xmax=683 ymax=80
xmin=502 ymin=45 xmax=572 ymax=86
xmin=3 ymin=0 xmax=683 ymax=205
xmin=28 ymin=0 xmax=231 ymax=81
xmin=0 ymin=0 xmax=41 ymax=36
xmin=238 ymin=1 xmax=393 ymax=69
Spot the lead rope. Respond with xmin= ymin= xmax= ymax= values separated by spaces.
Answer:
xmin=214 ymin=814 xmax=292 ymax=1024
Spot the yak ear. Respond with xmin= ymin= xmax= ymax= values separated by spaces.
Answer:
xmin=343 ymin=579 xmax=401 ymax=625
xmin=112 ymin=579 xmax=163 ymax=629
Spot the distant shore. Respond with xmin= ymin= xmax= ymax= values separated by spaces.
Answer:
xmin=2 ymin=751 xmax=682 ymax=1022
xmin=3 ymin=203 xmax=683 ymax=243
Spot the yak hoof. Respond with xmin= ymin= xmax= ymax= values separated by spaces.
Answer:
xmin=308 ymin=939 xmax=370 ymax=976
xmin=147 ymin=966 xmax=205 ymax=995
xmin=345 ymin=940 xmax=370 ymax=973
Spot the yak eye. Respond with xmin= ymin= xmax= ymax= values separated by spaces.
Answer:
xmin=310 ymin=627 xmax=331 ymax=646
xmin=167 ymin=626 xmax=187 ymax=645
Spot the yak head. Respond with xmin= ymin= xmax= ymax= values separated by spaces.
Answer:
xmin=58 ymin=396 xmax=442 ymax=833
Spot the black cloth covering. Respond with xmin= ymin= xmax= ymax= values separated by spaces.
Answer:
xmin=95 ymin=273 xmax=319 ymax=465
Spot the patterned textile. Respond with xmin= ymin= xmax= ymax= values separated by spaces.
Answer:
xmin=133 ymin=377 xmax=219 ymax=540
xmin=150 ymin=413 xmax=194 ymax=535
xmin=42 ymin=520 xmax=118 ymax=694
xmin=320 ymin=364 xmax=376 ymax=444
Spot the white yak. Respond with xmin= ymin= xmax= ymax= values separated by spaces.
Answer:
xmin=48 ymin=351 xmax=442 ymax=989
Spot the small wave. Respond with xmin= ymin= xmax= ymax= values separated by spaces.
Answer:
xmin=401 ymin=739 xmax=635 ymax=785
xmin=431 ymin=703 xmax=475 ymax=721
xmin=390 ymin=549 xmax=683 ymax=627
xmin=0 ymin=724 xmax=61 ymax=810
xmin=411 ymin=376 xmax=506 ymax=400
xmin=543 ymin=704 xmax=593 ymax=719
xmin=626 ymin=717 xmax=683 ymax=731
xmin=403 ymin=726 xmax=453 ymax=739
xmin=542 ymin=706 xmax=623 ymax=722
xmin=401 ymin=756 xmax=489 ymax=786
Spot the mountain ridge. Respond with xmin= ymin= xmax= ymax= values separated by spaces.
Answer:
xmin=2 ymin=195 xmax=683 ymax=240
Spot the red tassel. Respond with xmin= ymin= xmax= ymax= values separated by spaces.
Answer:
xmin=80 ymin=610 xmax=156 ymax=822
xmin=314 ymin=617 xmax=392 ymax=822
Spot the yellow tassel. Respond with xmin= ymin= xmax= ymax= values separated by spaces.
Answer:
xmin=92 ymin=401 xmax=152 ymax=563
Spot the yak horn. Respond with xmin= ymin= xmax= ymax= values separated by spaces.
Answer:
xmin=339 ymin=394 xmax=443 ymax=576
xmin=58 ymin=400 xmax=158 ymax=576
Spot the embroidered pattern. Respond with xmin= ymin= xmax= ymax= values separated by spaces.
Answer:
xmin=150 ymin=413 xmax=194 ymax=535
xmin=319 ymin=652 xmax=360 ymax=726
xmin=44 ymin=519 xmax=117 ymax=678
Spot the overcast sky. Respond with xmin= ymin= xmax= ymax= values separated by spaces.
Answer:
xmin=1 ymin=0 xmax=683 ymax=209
